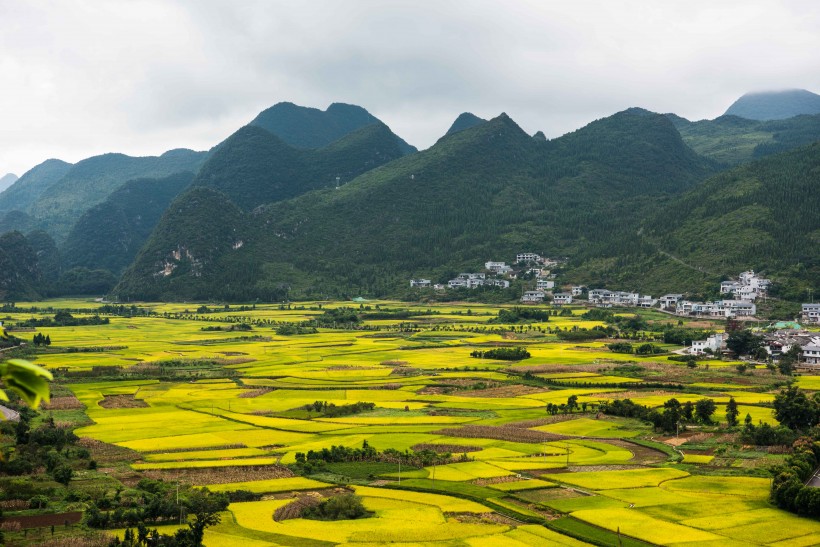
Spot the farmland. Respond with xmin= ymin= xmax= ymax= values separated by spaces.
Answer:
xmin=1 ymin=298 xmax=819 ymax=545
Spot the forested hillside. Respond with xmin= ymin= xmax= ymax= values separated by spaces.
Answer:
xmin=250 ymin=101 xmax=416 ymax=154
xmin=724 ymin=89 xmax=820 ymax=120
xmin=114 ymin=109 xmax=716 ymax=300
xmin=61 ymin=172 xmax=196 ymax=275
xmin=669 ymin=113 xmax=820 ymax=165
xmin=0 ymin=158 xmax=73 ymax=214
xmin=27 ymin=149 xmax=206 ymax=239
xmin=192 ymin=122 xmax=410 ymax=210
xmin=640 ymin=142 xmax=820 ymax=300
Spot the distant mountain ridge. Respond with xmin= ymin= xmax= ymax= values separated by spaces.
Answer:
xmin=114 ymin=108 xmax=716 ymax=301
xmin=0 ymin=173 xmax=18 ymax=192
xmin=192 ymin=121 xmax=409 ymax=211
xmin=445 ymin=113 xmax=486 ymax=136
xmin=250 ymin=101 xmax=416 ymax=154
xmin=725 ymin=89 xmax=820 ymax=120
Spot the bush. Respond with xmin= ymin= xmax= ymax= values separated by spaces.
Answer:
xmin=302 ymin=494 xmax=370 ymax=521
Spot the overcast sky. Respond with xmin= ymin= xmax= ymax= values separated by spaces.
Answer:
xmin=2 ymin=0 xmax=820 ymax=177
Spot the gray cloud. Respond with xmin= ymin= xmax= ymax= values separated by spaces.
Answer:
xmin=1 ymin=0 xmax=819 ymax=176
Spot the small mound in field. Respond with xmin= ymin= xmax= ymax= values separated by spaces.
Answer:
xmin=411 ymin=443 xmax=482 ymax=453
xmin=433 ymin=425 xmax=565 ymax=443
xmin=98 ymin=394 xmax=148 ymax=408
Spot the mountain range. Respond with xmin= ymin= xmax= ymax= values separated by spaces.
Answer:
xmin=2 ymin=91 xmax=819 ymax=309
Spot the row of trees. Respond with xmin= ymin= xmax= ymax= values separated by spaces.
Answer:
xmin=470 ymin=346 xmax=531 ymax=360
xmin=600 ymin=397 xmax=724 ymax=434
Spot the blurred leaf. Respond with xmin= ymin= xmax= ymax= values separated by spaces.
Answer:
xmin=0 ymin=359 xmax=52 ymax=408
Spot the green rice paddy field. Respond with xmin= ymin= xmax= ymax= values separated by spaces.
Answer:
xmin=7 ymin=298 xmax=820 ymax=546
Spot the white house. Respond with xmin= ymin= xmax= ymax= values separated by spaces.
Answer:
xmin=409 ymin=279 xmax=431 ymax=288
xmin=676 ymin=300 xmax=695 ymax=315
xmin=516 ymin=252 xmax=542 ymax=263
xmin=536 ymin=278 xmax=555 ymax=290
xmin=487 ymin=279 xmax=510 ymax=289
xmin=659 ymin=294 xmax=683 ymax=309
xmin=571 ymin=285 xmax=586 ymax=296
xmin=485 ymin=261 xmax=512 ymax=274
xmin=801 ymin=344 xmax=820 ymax=365
xmin=802 ymin=303 xmax=820 ymax=324
xmin=448 ymin=279 xmax=469 ymax=289
xmin=719 ymin=300 xmax=756 ymax=317
xmin=553 ymin=293 xmax=573 ymax=305
xmin=690 ymin=333 xmax=726 ymax=355
xmin=521 ymin=290 xmax=546 ymax=303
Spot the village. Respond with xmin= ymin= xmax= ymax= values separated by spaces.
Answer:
xmin=411 ymin=255 xmax=820 ymax=368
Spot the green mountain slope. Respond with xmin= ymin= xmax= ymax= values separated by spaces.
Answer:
xmin=669 ymin=113 xmax=820 ymax=165
xmin=192 ymin=122 xmax=408 ymax=211
xmin=61 ymin=172 xmax=195 ymax=275
xmin=28 ymin=149 xmax=206 ymax=240
xmin=115 ymin=187 xmax=270 ymax=301
xmin=638 ymin=142 xmax=820 ymax=298
xmin=0 ymin=159 xmax=73 ymax=214
xmin=250 ymin=101 xmax=415 ymax=154
xmin=115 ymin=109 xmax=715 ymax=300
xmin=0 ymin=231 xmax=40 ymax=300
xmin=445 ymin=113 xmax=486 ymax=136
xmin=0 ymin=173 xmax=18 ymax=193
xmin=725 ymin=89 xmax=820 ymax=120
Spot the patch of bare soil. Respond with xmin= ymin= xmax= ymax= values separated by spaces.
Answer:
xmin=473 ymin=475 xmax=528 ymax=486
xmin=516 ymin=487 xmax=583 ymax=504
xmin=447 ymin=512 xmax=520 ymax=526
xmin=499 ymin=497 xmax=559 ymax=520
xmin=238 ymin=387 xmax=273 ymax=398
xmin=505 ymin=415 xmax=578 ymax=428
xmin=140 ymin=464 xmax=293 ymax=485
xmin=42 ymin=395 xmax=84 ymax=410
xmin=1 ymin=511 xmax=83 ymax=529
xmin=411 ymin=443 xmax=483 ymax=453
xmin=459 ymin=385 xmax=548 ymax=398
xmin=98 ymin=394 xmax=148 ymax=409
xmin=79 ymin=437 xmax=141 ymax=464
xmin=433 ymin=425 xmax=566 ymax=443
xmin=565 ymin=464 xmax=647 ymax=472
xmin=604 ymin=439 xmax=669 ymax=464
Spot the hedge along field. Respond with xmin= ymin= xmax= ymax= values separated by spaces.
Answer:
xmin=19 ymin=298 xmax=820 ymax=546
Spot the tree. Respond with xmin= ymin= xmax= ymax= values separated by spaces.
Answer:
xmin=726 ymin=397 xmax=740 ymax=427
xmin=682 ymin=401 xmax=695 ymax=422
xmin=779 ymin=345 xmax=802 ymax=376
xmin=773 ymin=386 xmax=819 ymax=431
xmin=53 ymin=464 xmax=74 ymax=485
xmin=567 ymin=395 xmax=579 ymax=412
xmin=695 ymin=399 xmax=717 ymax=424
xmin=726 ymin=330 xmax=762 ymax=357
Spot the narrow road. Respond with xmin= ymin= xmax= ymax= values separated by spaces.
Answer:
xmin=0 ymin=404 xmax=20 ymax=422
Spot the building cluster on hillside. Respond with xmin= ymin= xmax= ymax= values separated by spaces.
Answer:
xmin=659 ymin=271 xmax=772 ymax=319
xmin=686 ymin=329 xmax=820 ymax=367
xmin=719 ymin=270 xmax=771 ymax=301
xmin=411 ymin=251 xmax=564 ymax=294
xmin=588 ymin=289 xmax=656 ymax=308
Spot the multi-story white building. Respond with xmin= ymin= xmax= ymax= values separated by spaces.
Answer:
xmin=720 ymin=271 xmax=771 ymax=301
xmin=571 ymin=285 xmax=586 ymax=296
xmin=659 ymin=294 xmax=683 ymax=309
xmin=677 ymin=300 xmax=756 ymax=317
xmin=690 ymin=333 xmax=726 ymax=355
xmin=487 ymin=279 xmax=510 ymax=289
xmin=516 ymin=252 xmax=542 ymax=263
xmin=409 ymin=279 xmax=431 ymax=288
xmin=802 ymin=303 xmax=820 ymax=324
xmin=485 ymin=261 xmax=512 ymax=274
xmin=803 ymin=344 xmax=820 ymax=365
xmin=536 ymin=278 xmax=555 ymax=290
xmin=588 ymin=289 xmax=652 ymax=308
xmin=553 ymin=293 xmax=573 ymax=305
xmin=521 ymin=290 xmax=546 ymax=303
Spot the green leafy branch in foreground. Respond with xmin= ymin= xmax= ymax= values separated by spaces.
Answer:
xmin=0 ymin=358 xmax=52 ymax=408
